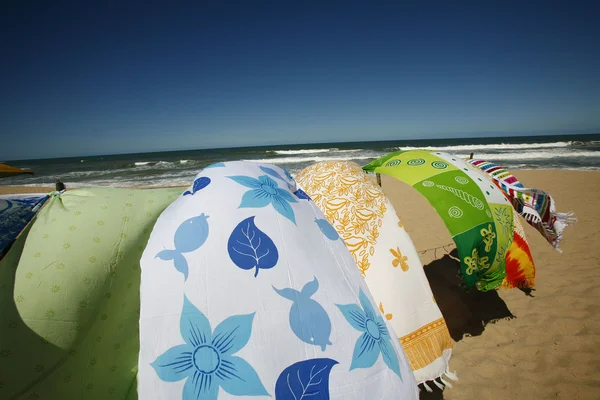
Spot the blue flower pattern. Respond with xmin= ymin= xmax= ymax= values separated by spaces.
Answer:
xmin=151 ymin=162 xmax=410 ymax=398
xmin=228 ymin=175 xmax=298 ymax=224
xmin=151 ymin=297 xmax=269 ymax=399
xmin=337 ymin=288 xmax=402 ymax=379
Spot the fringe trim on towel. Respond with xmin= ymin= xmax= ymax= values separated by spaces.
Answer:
xmin=400 ymin=318 xmax=453 ymax=371
xmin=552 ymin=212 xmax=577 ymax=253
xmin=444 ymin=369 xmax=458 ymax=381
xmin=422 ymin=381 xmax=433 ymax=393
xmin=417 ymin=366 xmax=459 ymax=393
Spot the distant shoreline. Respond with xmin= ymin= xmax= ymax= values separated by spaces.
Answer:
xmin=2 ymin=136 xmax=599 ymax=188
xmin=2 ymin=168 xmax=600 ymax=196
xmin=3 ymin=132 xmax=599 ymax=163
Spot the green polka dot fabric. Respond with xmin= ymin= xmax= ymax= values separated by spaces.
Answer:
xmin=0 ymin=188 xmax=181 ymax=399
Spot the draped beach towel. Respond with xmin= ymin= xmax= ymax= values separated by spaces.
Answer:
xmin=363 ymin=151 xmax=516 ymax=292
xmin=502 ymin=213 xmax=536 ymax=289
xmin=296 ymin=161 xmax=454 ymax=386
xmin=0 ymin=193 xmax=48 ymax=258
xmin=139 ymin=161 xmax=419 ymax=399
xmin=469 ymin=159 xmax=576 ymax=251
xmin=0 ymin=188 xmax=181 ymax=399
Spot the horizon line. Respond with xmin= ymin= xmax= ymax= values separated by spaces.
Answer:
xmin=4 ymin=131 xmax=599 ymax=163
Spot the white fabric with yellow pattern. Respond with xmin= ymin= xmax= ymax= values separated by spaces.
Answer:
xmin=296 ymin=161 xmax=455 ymax=386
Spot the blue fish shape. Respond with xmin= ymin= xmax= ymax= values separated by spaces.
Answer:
xmin=315 ymin=218 xmax=339 ymax=240
xmin=273 ymin=277 xmax=332 ymax=351
xmin=155 ymin=213 xmax=209 ymax=280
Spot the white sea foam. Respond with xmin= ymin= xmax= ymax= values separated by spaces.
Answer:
xmin=272 ymin=149 xmax=331 ymax=155
xmin=5 ymin=139 xmax=598 ymax=188
xmin=243 ymin=155 xmax=377 ymax=165
xmin=392 ymin=141 xmax=573 ymax=152
xmin=460 ymin=150 xmax=600 ymax=161
xmin=271 ymin=148 xmax=363 ymax=155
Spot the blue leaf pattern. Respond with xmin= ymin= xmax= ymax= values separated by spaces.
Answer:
xmin=183 ymin=176 xmax=211 ymax=196
xmin=273 ymin=277 xmax=333 ymax=351
xmin=275 ymin=358 xmax=338 ymax=399
xmin=293 ymin=189 xmax=311 ymax=201
xmin=228 ymin=216 xmax=279 ymax=277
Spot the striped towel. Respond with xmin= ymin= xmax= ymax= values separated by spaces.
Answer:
xmin=469 ymin=159 xmax=576 ymax=251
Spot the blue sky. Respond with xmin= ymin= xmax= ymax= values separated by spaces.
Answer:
xmin=1 ymin=1 xmax=599 ymax=160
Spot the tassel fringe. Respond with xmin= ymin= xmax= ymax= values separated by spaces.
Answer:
xmin=440 ymin=377 xmax=452 ymax=388
xmin=417 ymin=366 xmax=458 ymax=393
xmin=433 ymin=379 xmax=445 ymax=390
xmin=422 ymin=381 xmax=433 ymax=392
xmin=444 ymin=370 xmax=458 ymax=381
xmin=552 ymin=212 xmax=577 ymax=253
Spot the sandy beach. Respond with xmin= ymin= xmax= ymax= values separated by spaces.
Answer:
xmin=382 ymin=170 xmax=600 ymax=399
xmin=2 ymin=169 xmax=599 ymax=399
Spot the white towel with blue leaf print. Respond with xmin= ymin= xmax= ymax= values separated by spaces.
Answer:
xmin=139 ymin=161 xmax=418 ymax=400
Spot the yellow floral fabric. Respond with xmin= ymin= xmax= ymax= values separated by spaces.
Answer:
xmin=297 ymin=161 xmax=387 ymax=276
xmin=297 ymin=161 xmax=453 ymax=384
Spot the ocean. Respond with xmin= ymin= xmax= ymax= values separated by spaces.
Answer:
xmin=2 ymin=133 xmax=599 ymax=188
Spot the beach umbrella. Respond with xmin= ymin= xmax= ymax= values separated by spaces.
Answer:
xmin=469 ymin=159 xmax=576 ymax=251
xmin=363 ymin=150 xmax=527 ymax=292
xmin=0 ymin=162 xmax=33 ymax=179
xmin=139 ymin=161 xmax=418 ymax=399
xmin=296 ymin=160 xmax=455 ymax=389
xmin=0 ymin=193 xmax=49 ymax=259
xmin=0 ymin=187 xmax=182 ymax=399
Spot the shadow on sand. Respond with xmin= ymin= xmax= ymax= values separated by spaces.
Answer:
xmin=418 ymin=249 xmax=515 ymax=399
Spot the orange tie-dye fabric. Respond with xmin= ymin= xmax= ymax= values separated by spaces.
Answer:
xmin=502 ymin=214 xmax=536 ymax=289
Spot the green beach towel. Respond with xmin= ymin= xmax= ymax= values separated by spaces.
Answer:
xmin=363 ymin=150 xmax=515 ymax=291
xmin=0 ymin=188 xmax=181 ymax=400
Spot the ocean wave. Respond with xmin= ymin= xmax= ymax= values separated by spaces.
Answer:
xmin=462 ymin=150 xmax=600 ymax=161
xmin=243 ymin=155 xmax=376 ymax=165
xmin=270 ymin=148 xmax=363 ymax=155
xmin=271 ymin=149 xmax=332 ymax=155
xmin=391 ymin=141 xmax=574 ymax=152
xmin=132 ymin=159 xmax=199 ymax=168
